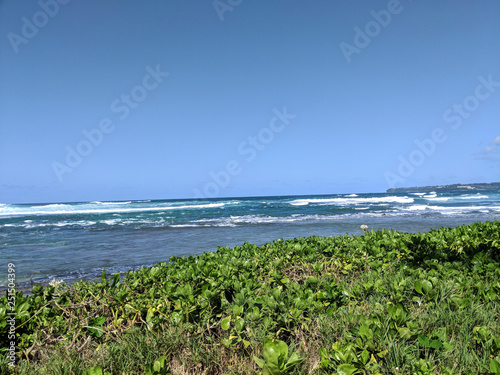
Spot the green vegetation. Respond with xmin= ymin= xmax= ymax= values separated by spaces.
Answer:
xmin=1 ymin=220 xmax=500 ymax=374
xmin=386 ymin=182 xmax=500 ymax=193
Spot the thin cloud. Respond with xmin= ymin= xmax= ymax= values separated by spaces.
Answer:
xmin=473 ymin=135 xmax=500 ymax=156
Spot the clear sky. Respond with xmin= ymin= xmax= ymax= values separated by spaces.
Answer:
xmin=1 ymin=0 xmax=499 ymax=204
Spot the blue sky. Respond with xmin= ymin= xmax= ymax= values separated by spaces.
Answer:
xmin=1 ymin=0 xmax=499 ymax=204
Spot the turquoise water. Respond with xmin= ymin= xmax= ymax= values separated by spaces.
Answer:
xmin=1 ymin=191 xmax=499 ymax=287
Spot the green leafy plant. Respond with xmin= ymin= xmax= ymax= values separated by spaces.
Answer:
xmin=319 ymin=339 xmax=385 ymax=375
xmin=417 ymin=333 xmax=452 ymax=351
xmin=253 ymin=339 xmax=304 ymax=375
xmin=414 ymin=280 xmax=436 ymax=300
xmin=82 ymin=365 xmax=111 ymax=375
xmin=87 ymin=317 xmax=106 ymax=337
xmin=1 ymin=221 xmax=499 ymax=373
xmin=144 ymin=356 xmax=171 ymax=375
xmin=220 ymin=312 xmax=251 ymax=349
xmin=490 ymin=358 xmax=500 ymax=375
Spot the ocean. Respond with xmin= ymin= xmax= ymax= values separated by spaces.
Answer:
xmin=1 ymin=190 xmax=499 ymax=289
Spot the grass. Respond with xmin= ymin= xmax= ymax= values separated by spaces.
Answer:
xmin=1 ymin=220 xmax=500 ymax=374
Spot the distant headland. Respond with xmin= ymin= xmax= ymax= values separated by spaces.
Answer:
xmin=386 ymin=182 xmax=500 ymax=194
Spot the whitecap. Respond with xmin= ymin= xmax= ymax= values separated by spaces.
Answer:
xmin=290 ymin=200 xmax=309 ymax=206
xmin=424 ymin=197 xmax=450 ymax=202
xmin=0 ymin=202 xmax=226 ymax=217
xmin=289 ymin=196 xmax=413 ymax=206
xmin=94 ymin=201 xmax=132 ymax=205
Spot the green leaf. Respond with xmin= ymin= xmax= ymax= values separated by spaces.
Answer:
xmin=90 ymin=316 xmax=106 ymax=326
xmin=153 ymin=361 xmax=161 ymax=372
xmin=418 ymin=335 xmax=430 ymax=347
xmin=254 ymin=356 xmax=266 ymax=369
xmin=414 ymin=280 xmax=423 ymax=294
xmin=429 ymin=340 xmax=443 ymax=349
xmin=232 ymin=304 xmax=244 ymax=317
xmin=337 ymin=363 xmax=358 ymax=375
xmin=442 ymin=342 xmax=453 ymax=350
xmin=235 ymin=318 xmax=245 ymax=333
xmin=360 ymin=349 xmax=369 ymax=364
xmin=398 ymin=327 xmax=413 ymax=339
xmin=490 ymin=359 xmax=500 ymax=375
xmin=421 ymin=280 xmax=433 ymax=295
xmin=358 ymin=324 xmax=373 ymax=341
xmin=84 ymin=366 xmax=103 ymax=375
xmin=146 ymin=307 xmax=155 ymax=324
xmin=262 ymin=339 xmax=288 ymax=368
xmin=153 ymin=356 xmax=168 ymax=372
xmin=320 ymin=347 xmax=330 ymax=368
xmin=221 ymin=316 xmax=231 ymax=331
xmin=111 ymin=272 xmax=120 ymax=288
xmin=283 ymin=351 xmax=304 ymax=370
xmin=262 ymin=362 xmax=282 ymax=375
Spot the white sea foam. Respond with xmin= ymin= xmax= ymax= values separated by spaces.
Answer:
xmin=101 ymin=219 xmax=123 ymax=226
xmin=403 ymin=204 xmax=500 ymax=213
xmin=0 ymin=202 xmax=226 ymax=217
xmin=290 ymin=201 xmax=309 ymax=206
xmin=169 ymin=224 xmax=206 ymax=228
xmin=289 ymin=196 xmax=413 ymax=206
xmin=187 ymin=212 xmax=408 ymax=227
xmin=406 ymin=205 xmax=430 ymax=211
xmin=41 ymin=204 xmax=68 ymax=208
xmin=424 ymin=197 xmax=450 ymax=202
xmin=93 ymin=201 xmax=132 ymax=205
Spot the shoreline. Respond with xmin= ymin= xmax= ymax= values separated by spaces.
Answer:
xmin=2 ymin=192 xmax=498 ymax=295
xmin=2 ymin=217 xmax=497 ymax=295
